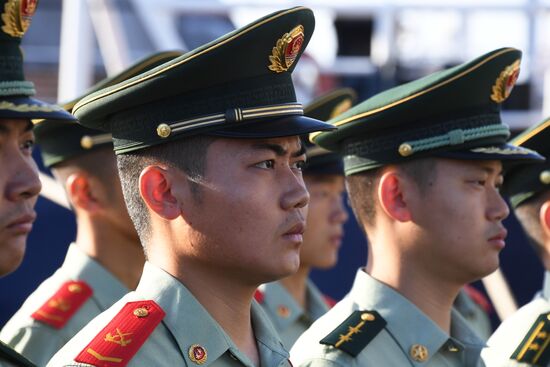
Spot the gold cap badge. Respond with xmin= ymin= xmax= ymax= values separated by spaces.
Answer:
xmin=491 ymin=59 xmax=520 ymax=103
xmin=1 ymin=0 xmax=37 ymax=38
xmin=268 ymin=25 xmax=304 ymax=73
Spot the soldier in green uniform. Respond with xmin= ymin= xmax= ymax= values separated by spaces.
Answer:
xmin=290 ymin=47 xmax=543 ymax=366
xmin=481 ymin=119 xmax=550 ymax=366
xmin=255 ymin=88 xmax=353 ymax=349
xmin=0 ymin=0 xmax=75 ymax=365
xmin=0 ymin=51 xmax=181 ymax=366
xmin=454 ymin=285 xmax=493 ymax=341
xmin=47 ymin=7 xmax=333 ymax=367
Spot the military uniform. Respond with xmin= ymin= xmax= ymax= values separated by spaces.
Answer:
xmin=290 ymin=269 xmax=486 ymax=366
xmin=256 ymin=280 xmax=331 ymax=349
xmin=481 ymin=272 xmax=550 ymax=367
xmin=481 ymin=118 xmax=550 ymax=366
xmin=289 ymin=47 xmax=543 ymax=367
xmin=454 ymin=286 xmax=493 ymax=341
xmin=0 ymin=244 xmax=128 ymax=366
xmin=44 ymin=6 xmax=332 ymax=366
xmin=47 ymin=262 xmax=292 ymax=367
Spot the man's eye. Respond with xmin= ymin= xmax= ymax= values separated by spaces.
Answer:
xmin=21 ymin=140 xmax=34 ymax=153
xmin=292 ymin=160 xmax=306 ymax=171
xmin=256 ymin=160 xmax=275 ymax=169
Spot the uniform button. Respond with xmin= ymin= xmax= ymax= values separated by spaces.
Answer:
xmin=277 ymin=305 xmax=291 ymax=318
xmin=133 ymin=307 xmax=149 ymax=317
xmin=410 ymin=344 xmax=429 ymax=362
xmin=361 ymin=312 xmax=375 ymax=321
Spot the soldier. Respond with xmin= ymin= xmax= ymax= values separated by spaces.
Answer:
xmin=0 ymin=51 xmax=181 ymax=366
xmin=255 ymin=88 xmax=353 ymax=349
xmin=47 ymin=7 xmax=333 ymax=367
xmin=290 ymin=47 xmax=542 ymax=366
xmin=0 ymin=0 xmax=75 ymax=365
xmin=481 ymin=119 xmax=550 ymax=366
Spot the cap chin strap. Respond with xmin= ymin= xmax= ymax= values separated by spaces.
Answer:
xmin=397 ymin=124 xmax=510 ymax=157
xmin=0 ymin=80 xmax=36 ymax=96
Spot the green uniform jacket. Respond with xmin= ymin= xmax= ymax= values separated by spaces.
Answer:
xmin=0 ymin=244 xmax=128 ymax=366
xmin=482 ymin=271 xmax=550 ymax=367
xmin=257 ymin=280 xmax=330 ymax=349
xmin=290 ymin=269 xmax=486 ymax=366
xmin=47 ymin=262 xmax=292 ymax=367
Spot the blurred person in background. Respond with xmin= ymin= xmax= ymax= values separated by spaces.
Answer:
xmin=482 ymin=119 xmax=550 ymax=366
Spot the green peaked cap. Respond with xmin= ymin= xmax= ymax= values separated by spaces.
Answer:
xmin=311 ymin=47 xmax=543 ymax=176
xmin=303 ymin=88 xmax=356 ymax=175
xmin=72 ymin=6 xmax=334 ymax=154
xmin=503 ymin=118 xmax=550 ymax=208
xmin=0 ymin=0 xmax=74 ymax=121
xmin=35 ymin=51 xmax=182 ymax=167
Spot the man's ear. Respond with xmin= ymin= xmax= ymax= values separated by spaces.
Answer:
xmin=139 ymin=165 xmax=180 ymax=220
xmin=540 ymin=200 xmax=550 ymax=238
xmin=377 ymin=169 xmax=412 ymax=222
xmin=66 ymin=173 xmax=100 ymax=213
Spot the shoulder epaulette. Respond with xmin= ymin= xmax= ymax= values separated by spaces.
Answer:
xmin=320 ymin=310 xmax=386 ymax=357
xmin=31 ymin=280 xmax=93 ymax=329
xmin=511 ymin=311 xmax=550 ymax=366
xmin=0 ymin=341 xmax=36 ymax=367
xmin=75 ymin=300 xmax=165 ymax=367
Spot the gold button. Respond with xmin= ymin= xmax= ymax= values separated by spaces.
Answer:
xmin=156 ymin=123 xmax=172 ymax=138
xmin=540 ymin=170 xmax=550 ymax=185
xmin=68 ymin=284 xmax=82 ymax=293
xmin=133 ymin=307 xmax=149 ymax=317
xmin=410 ymin=344 xmax=429 ymax=362
xmin=80 ymin=136 xmax=94 ymax=149
xmin=361 ymin=312 xmax=375 ymax=321
xmin=277 ymin=305 xmax=291 ymax=318
xmin=398 ymin=143 xmax=413 ymax=157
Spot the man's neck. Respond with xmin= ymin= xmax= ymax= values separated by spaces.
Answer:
xmin=159 ymin=258 xmax=260 ymax=366
xmin=75 ymin=217 xmax=144 ymax=290
xmin=366 ymin=244 xmax=460 ymax=334
xmin=279 ymin=266 xmax=310 ymax=309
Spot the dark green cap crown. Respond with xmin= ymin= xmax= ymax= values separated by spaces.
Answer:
xmin=72 ymin=7 xmax=334 ymax=154
xmin=311 ymin=47 xmax=543 ymax=176
xmin=0 ymin=0 xmax=74 ymax=121
xmin=303 ymin=88 xmax=356 ymax=175
xmin=35 ymin=51 xmax=182 ymax=167
xmin=503 ymin=118 xmax=550 ymax=208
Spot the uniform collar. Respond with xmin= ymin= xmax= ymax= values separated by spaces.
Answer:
xmin=60 ymin=243 xmax=128 ymax=310
xmin=135 ymin=262 xmax=288 ymax=367
xmin=542 ymin=271 xmax=550 ymax=301
xmin=260 ymin=280 xmax=329 ymax=332
xmin=349 ymin=269 xmax=484 ymax=366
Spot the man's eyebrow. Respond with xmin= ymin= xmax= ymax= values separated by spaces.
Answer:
xmin=478 ymin=165 xmax=503 ymax=176
xmin=251 ymin=142 xmax=306 ymax=158
xmin=291 ymin=143 xmax=306 ymax=158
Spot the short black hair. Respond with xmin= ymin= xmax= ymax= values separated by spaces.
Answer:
xmin=117 ymin=135 xmax=216 ymax=249
xmin=346 ymin=158 xmax=438 ymax=228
